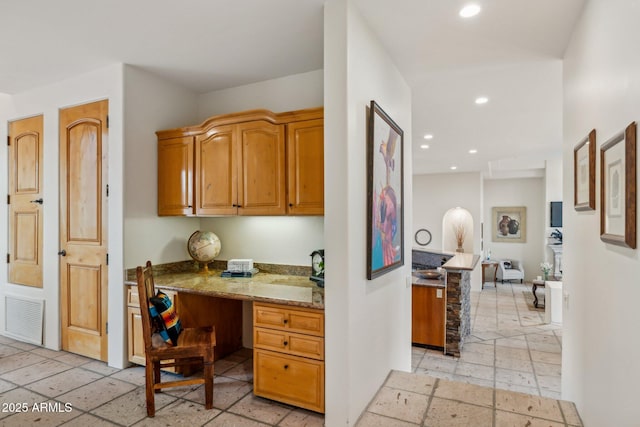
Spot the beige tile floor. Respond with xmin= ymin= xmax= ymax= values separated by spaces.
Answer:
xmin=0 ymin=281 xmax=580 ymax=426
xmin=357 ymin=281 xmax=582 ymax=426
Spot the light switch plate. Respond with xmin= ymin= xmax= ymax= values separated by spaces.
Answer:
xmin=436 ymin=289 xmax=443 ymax=298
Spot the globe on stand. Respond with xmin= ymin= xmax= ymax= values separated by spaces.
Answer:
xmin=187 ymin=230 xmax=221 ymax=274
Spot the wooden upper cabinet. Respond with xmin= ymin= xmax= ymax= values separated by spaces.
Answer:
xmin=156 ymin=107 xmax=323 ymax=217
xmin=195 ymin=125 xmax=237 ymax=215
xmin=286 ymin=119 xmax=324 ymax=215
xmin=158 ymin=136 xmax=194 ymax=216
xmin=238 ymin=121 xmax=286 ymax=215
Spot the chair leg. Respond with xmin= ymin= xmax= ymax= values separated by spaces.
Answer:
xmin=204 ymin=357 xmax=214 ymax=409
xmin=154 ymin=363 xmax=161 ymax=394
xmin=145 ymin=360 xmax=156 ymax=417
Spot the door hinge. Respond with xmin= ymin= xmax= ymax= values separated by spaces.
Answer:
xmin=6 ymin=195 xmax=9 ymax=204
xmin=7 ymin=136 xmax=10 ymax=146
xmin=106 ymin=322 xmax=109 ymax=334
xmin=106 ymin=184 xmax=109 ymax=197
xmin=106 ymin=253 xmax=109 ymax=265
xmin=106 ymin=115 xmax=109 ymax=129
xmin=6 ymin=253 xmax=10 ymax=263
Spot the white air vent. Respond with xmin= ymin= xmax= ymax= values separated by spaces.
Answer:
xmin=5 ymin=294 xmax=44 ymax=345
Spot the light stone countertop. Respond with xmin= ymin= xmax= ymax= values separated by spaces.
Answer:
xmin=125 ymin=269 xmax=324 ymax=309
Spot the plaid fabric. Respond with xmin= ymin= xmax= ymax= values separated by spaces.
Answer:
xmin=149 ymin=291 xmax=182 ymax=345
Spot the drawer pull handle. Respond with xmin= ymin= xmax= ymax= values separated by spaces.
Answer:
xmin=283 ymin=319 xmax=288 ymax=324
xmin=283 ymin=341 xmax=288 ymax=346
xmin=284 ymin=364 xmax=289 ymax=370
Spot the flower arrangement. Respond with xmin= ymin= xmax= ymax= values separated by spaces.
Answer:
xmin=452 ymin=222 xmax=466 ymax=252
xmin=540 ymin=262 xmax=552 ymax=279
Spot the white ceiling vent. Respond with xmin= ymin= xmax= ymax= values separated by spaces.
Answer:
xmin=4 ymin=294 xmax=44 ymax=345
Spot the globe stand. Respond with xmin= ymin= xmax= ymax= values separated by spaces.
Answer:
xmin=199 ymin=262 xmax=212 ymax=274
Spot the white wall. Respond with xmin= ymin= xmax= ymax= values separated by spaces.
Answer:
xmin=484 ymin=178 xmax=545 ymax=282
xmin=123 ymin=65 xmax=200 ymax=269
xmin=413 ymin=172 xmax=483 ymax=289
xmin=324 ymin=1 xmax=412 ymax=425
xmin=197 ymin=69 xmax=325 ymax=267
xmin=0 ymin=65 xmax=126 ymax=367
xmin=197 ymin=69 xmax=323 ymax=121
xmin=563 ymin=1 xmax=640 ymax=425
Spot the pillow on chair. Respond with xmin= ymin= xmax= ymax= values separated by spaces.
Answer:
xmin=503 ymin=261 xmax=512 ymax=269
xmin=149 ymin=291 xmax=182 ymax=346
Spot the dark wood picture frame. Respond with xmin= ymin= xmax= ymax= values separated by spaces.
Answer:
xmin=600 ymin=122 xmax=636 ymax=248
xmin=574 ymin=129 xmax=596 ymax=211
xmin=367 ymin=101 xmax=404 ymax=279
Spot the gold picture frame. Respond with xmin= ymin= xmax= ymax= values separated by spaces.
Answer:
xmin=574 ymin=129 xmax=596 ymax=211
xmin=492 ymin=206 xmax=526 ymax=243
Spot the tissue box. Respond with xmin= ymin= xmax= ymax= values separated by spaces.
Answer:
xmin=227 ymin=259 xmax=254 ymax=272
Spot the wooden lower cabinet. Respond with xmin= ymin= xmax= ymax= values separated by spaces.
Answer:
xmin=412 ymin=285 xmax=445 ymax=348
xmin=254 ymin=349 xmax=324 ymax=412
xmin=253 ymin=302 xmax=324 ymax=413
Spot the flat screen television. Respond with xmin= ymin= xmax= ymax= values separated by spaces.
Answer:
xmin=550 ymin=201 xmax=562 ymax=227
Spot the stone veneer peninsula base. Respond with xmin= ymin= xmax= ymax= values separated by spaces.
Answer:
xmin=441 ymin=253 xmax=480 ymax=357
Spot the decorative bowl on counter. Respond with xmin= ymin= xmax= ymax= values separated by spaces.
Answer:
xmin=414 ymin=269 xmax=442 ymax=280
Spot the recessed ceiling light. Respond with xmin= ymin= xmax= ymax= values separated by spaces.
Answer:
xmin=469 ymin=149 xmax=478 ymax=154
xmin=459 ymin=4 xmax=481 ymax=18
xmin=450 ymin=166 xmax=457 ymax=170
xmin=420 ymin=144 xmax=430 ymax=149
xmin=423 ymin=134 xmax=433 ymax=140
xmin=475 ymin=96 xmax=489 ymax=105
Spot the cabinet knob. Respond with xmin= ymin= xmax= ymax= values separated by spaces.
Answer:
xmin=283 ymin=341 xmax=288 ymax=346
xmin=283 ymin=319 xmax=288 ymax=324
xmin=289 ymin=203 xmax=293 ymax=207
xmin=283 ymin=364 xmax=289 ymax=370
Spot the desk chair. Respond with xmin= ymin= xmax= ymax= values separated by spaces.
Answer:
xmin=136 ymin=261 xmax=216 ymax=417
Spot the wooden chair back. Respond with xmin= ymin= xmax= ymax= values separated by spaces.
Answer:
xmin=136 ymin=260 xmax=156 ymax=353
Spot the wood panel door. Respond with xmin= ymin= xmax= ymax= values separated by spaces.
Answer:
xmin=195 ymin=125 xmax=237 ymax=215
xmin=286 ymin=119 xmax=324 ymax=215
xmin=8 ymin=115 xmax=44 ymax=287
xmin=411 ymin=285 xmax=445 ymax=348
xmin=237 ymin=121 xmax=285 ymax=215
xmin=59 ymin=100 xmax=109 ymax=361
xmin=157 ymin=136 xmax=194 ymax=216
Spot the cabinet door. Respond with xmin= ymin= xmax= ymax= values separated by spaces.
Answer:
xmin=158 ymin=137 xmax=194 ymax=216
xmin=127 ymin=306 xmax=146 ymax=365
xmin=411 ymin=285 xmax=445 ymax=347
xmin=237 ymin=121 xmax=286 ymax=215
xmin=286 ymin=119 xmax=324 ymax=215
xmin=195 ymin=125 xmax=238 ymax=215
xmin=254 ymin=349 xmax=324 ymax=413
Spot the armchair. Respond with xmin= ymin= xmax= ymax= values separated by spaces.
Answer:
xmin=496 ymin=259 xmax=525 ymax=283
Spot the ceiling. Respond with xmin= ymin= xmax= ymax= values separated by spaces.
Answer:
xmin=0 ymin=0 xmax=585 ymax=177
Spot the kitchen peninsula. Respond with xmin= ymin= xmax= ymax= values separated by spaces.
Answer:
xmin=412 ymin=248 xmax=479 ymax=357
xmin=125 ymin=260 xmax=325 ymax=413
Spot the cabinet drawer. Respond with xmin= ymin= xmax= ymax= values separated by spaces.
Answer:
xmin=254 ymin=327 xmax=324 ymax=360
xmin=127 ymin=286 xmax=176 ymax=308
xmin=253 ymin=303 xmax=324 ymax=336
xmin=254 ymin=349 xmax=324 ymax=413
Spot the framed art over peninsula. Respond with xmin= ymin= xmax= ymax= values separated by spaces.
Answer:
xmin=600 ymin=122 xmax=636 ymax=248
xmin=367 ymin=100 xmax=404 ymax=279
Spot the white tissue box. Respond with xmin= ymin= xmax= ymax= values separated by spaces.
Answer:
xmin=227 ymin=259 xmax=254 ymax=272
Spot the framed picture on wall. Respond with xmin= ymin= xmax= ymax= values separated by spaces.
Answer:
xmin=492 ymin=206 xmax=527 ymax=243
xmin=574 ymin=129 xmax=596 ymax=211
xmin=367 ymin=100 xmax=404 ymax=279
xmin=600 ymin=122 xmax=636 ymax=248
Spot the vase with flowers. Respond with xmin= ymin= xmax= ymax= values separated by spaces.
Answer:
xmin=540 ymin=262 xmax=552 ymax=280
xmin=453 ymin=222 xmax=466 ymax=253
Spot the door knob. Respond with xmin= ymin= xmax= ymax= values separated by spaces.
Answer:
xmin=58 ymin=250 xmax=67 ymax=256
xmin=30 ymin=198 xmax=43 ymax=204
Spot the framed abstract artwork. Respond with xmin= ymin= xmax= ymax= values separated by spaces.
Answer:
xmin=367 ymin=101 xmax=404 ymax=279
xmin=574 ymin=129 xmax=596 ymax=211
xmin=492 ymin=206 xmax=527 ymax=243
xmin=600 ymin=122 xmax=636 ymax=248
